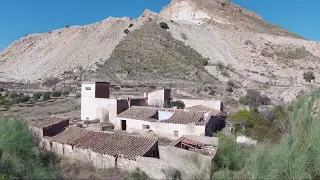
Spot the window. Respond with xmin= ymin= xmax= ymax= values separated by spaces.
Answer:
xmin=85 ymin=87 xmax=91 ymax=90
xmin=142 ymin=124 xmax=150 ymax=130
xmin=174 ymin=130 xmax=179 ymax=137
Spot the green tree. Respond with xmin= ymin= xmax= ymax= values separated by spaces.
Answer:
xmin=159 ymin=22 xmax=169 ymax=29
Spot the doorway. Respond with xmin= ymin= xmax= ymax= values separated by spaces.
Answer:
xmin=121 ymin=120 xmax=127 ymax=131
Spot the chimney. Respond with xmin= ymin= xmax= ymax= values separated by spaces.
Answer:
xmin=144 ymin=92 xmax=148 ymax=99
xmin=127 ymin=98 xmax=131 ymax=108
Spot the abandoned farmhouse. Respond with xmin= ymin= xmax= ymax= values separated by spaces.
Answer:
xmin=27 ymin=81 xmax=234 ymax=179
xmin=81 ymin=82 xmax=226 ymax=139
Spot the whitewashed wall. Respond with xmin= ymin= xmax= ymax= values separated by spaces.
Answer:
xmin=81 ymin=83 xmax=96 ymax=120
xmin=81 ymin=82 xmax=118 ymax=122
xmin=148 ymin=89 xmax=166 ymax=107
xmin=118 ymin=118 xmax=205 ymax=140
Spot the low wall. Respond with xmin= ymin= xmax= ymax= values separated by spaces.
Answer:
xmin=159 ymin=146 xmax=213 ymax=179
xmin=41 ymin=139 xmax=166 ymax=179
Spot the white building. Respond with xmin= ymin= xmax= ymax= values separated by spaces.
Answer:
xmin=81 ymin=82 xmax=148 ymax=123
xmin=116 ymin=106 xmax=226 ymax=140
xmin=146 ymin=89 xmax=171 ymax=108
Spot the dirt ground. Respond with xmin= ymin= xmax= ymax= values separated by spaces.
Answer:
xmin=2 ymin=97 xmax=81 ymax=120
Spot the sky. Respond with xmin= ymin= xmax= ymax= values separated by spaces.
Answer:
xmin=0 ymin=0 xmax=319 ymax=50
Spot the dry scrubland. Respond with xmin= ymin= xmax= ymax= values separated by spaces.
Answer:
xmin=0 ymin=91 xmax=320 ymax=179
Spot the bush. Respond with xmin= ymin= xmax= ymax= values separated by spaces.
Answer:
xmin=83 ymin=120 xmax=91 ymax=125
xmin=75 ymin=93 xmax=81 ymax=98
xmin=62 ymin=91 xmax=70 ymax=96
xmin=9 ymin=92 xmax=18 ymax=99
xmin=202 ymin=59 xmax=209 ymax=66
xmin=213 ymin=134 xmax=248 ymax=172
xmin=51 ymin=91 xmax=62 ymax=97
xmin=303 ymin=71 xmax=315 ymax=82
xmin=43 ymin=92 xmax=51 ymax=101
xmin=124 ymin=29 xmax=130 ymax=34
xmin=130 ymin=168 xmax=150 ymax=180
xmin=169 ymin=100 xmax=185 ymax=109
xmin=0 ymin=88 xmax=3 ymax=92
xmin=226 ymin=86 xmax=233 ymax=93
xmin=159 ymin=22 xmax=169 ymax=29
xmin=0 ymin=117 xmax=60 ymax=179
xmin=91 ymin=119 xmax=100 ymax=124
xmin=65 ymin=25 xmax=70 ymax=28
xmin=217 ymin=62 xmax=226 ymax=70
xmin=32 ymin=92 xmax=42 ymax=101
xmin=128 ymin=23 xmax=134 ymax=28
xmin=227 ymin=80 xmax=236 ymax=87
xmin=4 ymin=92 xmax=9 ymax=97
xmin=221 ymin=70 xmax=230 ymax=77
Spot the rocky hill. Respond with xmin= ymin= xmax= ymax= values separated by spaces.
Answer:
xmin=1 ymin=0 xmax=319 ymax=103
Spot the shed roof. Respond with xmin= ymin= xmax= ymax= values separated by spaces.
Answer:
xmin=170 ymin=135 xmax=219 ymax=147
xmin=28 ymin=117 xmax=69 ymax=129
xmin=45 ymin=127 xmax=158 ymax=160
xmin=117 ymin=106 xmax=206 ymax=125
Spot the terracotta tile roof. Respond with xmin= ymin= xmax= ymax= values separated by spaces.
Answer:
xmin=117 ymin=106 xmax=206 ymax=125
xmin=28 ymin=117 xmax=69 ymax=128
xmin=45 ymin=127 xmax=158 ymax=159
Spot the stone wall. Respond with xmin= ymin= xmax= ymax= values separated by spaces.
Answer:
xmin=41 ymin=138 xmax=166 ymax=179
xmin=28 ymin=126 xmax=43 ymax=142
xmin=178 ymin=99 xmax=223 ymax=111
xmin=159 ymin=146 xmax=213 ymax=179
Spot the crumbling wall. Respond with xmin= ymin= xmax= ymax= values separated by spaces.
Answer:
xmin=41 ymin=139 xmax=165 ymax=179
xmin=28 ymin=126 xmax=43 ymax=142
xmin=148 ymin=89 xmax=171 ymax=107
xmin=159 ymin=146 xmax=213 ymax=179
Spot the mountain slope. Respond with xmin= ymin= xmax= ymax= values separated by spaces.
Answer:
xmin=1 ymin=0 xmax=320 ymax=103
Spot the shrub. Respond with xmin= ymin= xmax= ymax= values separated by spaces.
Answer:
xmin=303 ymin=71 xmax=315 ymax=82
xmin=130 ymin=168 xmax=150 ymax=180
xmin=0 ymin=93 xmax=2 ymax=97
xmin=217 ymin=62 xmax=225 ymax=70
xmin=202 ymin=59 xmax=209 ymax=66
xmin=159 ymin=22 xmax=169 ymax=29
xmin=65 ymin=25 xmax=70 ymax=28
xmin=226 ymin=86 xmax=233 ymax=93
xmin=43 ymin=92 xmax=51 ymax=101
xmin=51 ymin=91 xmax=62 ymax=97
xmin=9 ymin=92 xmax=18 ymax=99
xmin=128 ymin=23 xmax=134 ymax=28
xmin=62 ymin=91 xmax=70 ymax=96
xmin=181 ymin=33 xmax=188 ymax=40
xmin=32 ymin=92 xmax=42 ymax=101
xmin=221 ymin=70 xmax=230 ymax=77
xmin=75 ymin=123 xmax=83 ymax=128
xmin=4 ymin=91 xmax=9 ymax=97
xmin=0 ymin=87 xmax=3 ymax=92
xmin=213 ymin=134 xmax=248 ymax=172
xmin=230 ymin=110 xmax=253 ymax=127
xmin=124 ymin=29 xmax=130 ymax=34
xmin=20 ymin=95 xmax=30 ymax=103
xmin=170 ymin=100 xmax=185 ymax=109
xmin=75 ymin=93 xmax=81 ymax=98
xmin=83 ymin=120 xmax=91 ymax=125
xmin=227 ymin=80 xmax=236 ymax=87
xmin=260 ymin=95 xmax=271 ymax=105
xmin=0 ymin=117 xmax=60 ymax=179
xmin=91 ymin=119 xmax=100 ymax=124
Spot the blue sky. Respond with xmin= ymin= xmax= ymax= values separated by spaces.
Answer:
xmin=0 ymin=0 xmax=319 ymax=50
